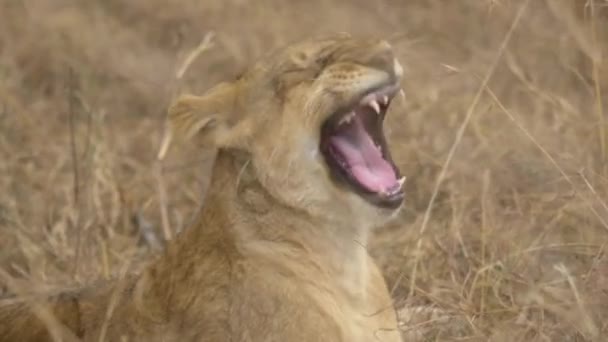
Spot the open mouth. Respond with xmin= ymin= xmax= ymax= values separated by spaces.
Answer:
xmin=320 ymin=83 xmax=405 ymax=209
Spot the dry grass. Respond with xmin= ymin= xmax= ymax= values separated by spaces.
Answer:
xmin=1 ymin=0 xmax=607 ymax=340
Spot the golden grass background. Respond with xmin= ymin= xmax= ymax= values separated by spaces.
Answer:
xmin=1 ymin=0 xmax=607 ymax=340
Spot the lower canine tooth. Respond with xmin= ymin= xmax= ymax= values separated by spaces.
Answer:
xmin=381 ymin=95 xmax=389 ymax=105
xmin=381 ymin=177 xmax=407 ymax=196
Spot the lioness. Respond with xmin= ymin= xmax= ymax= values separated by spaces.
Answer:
xmin=0 ymin=33 xmax=406 ymax=341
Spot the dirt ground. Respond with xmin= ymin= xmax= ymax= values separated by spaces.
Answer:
xmin=1 ymin=0 xmax=607 ymax=340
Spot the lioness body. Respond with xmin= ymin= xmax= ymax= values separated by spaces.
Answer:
xmin=0 ymin=34 xmax=404 ymax=341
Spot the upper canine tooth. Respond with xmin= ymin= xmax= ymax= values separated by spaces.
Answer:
xmin=368 ymin=100 xmax=381 ymax=114
xmin=397 ymin=176 xmax=406 ymax=188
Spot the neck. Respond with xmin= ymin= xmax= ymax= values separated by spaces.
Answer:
xmin=167 ymin=149 xmax=372 ymax=294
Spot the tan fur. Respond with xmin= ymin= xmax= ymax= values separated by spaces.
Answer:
xmin=0 ymin=34 xmax=404 ymax=341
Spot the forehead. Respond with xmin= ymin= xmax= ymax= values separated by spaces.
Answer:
xmin=257 ymin=35 xmax=390 ymax=74
xmin=241 ymin=35 xmax=397 ymax=100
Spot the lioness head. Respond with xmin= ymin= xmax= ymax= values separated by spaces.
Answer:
xmin=165 ymin=34 xmax=405 ymax=227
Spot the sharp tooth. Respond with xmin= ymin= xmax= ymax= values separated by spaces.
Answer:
xmin=368 ymin=100 xmax=381 ymax=114
xmin=397 ymin=176 xmax=406 ymax=188
xmin=381 ymin=95 xmax=389 ymax=105
xmin=380 ymin=177 xmax=407 ymax=196
xmin=339 ymin=112 xmax=355 ymax=125
xmin=399 ymin=89 xmax=406 ymax=102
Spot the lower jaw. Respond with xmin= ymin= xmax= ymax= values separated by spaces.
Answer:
xmin=328 ymin=172 xmax=405 ymax=210
xmin=359 ymin=192 xmax=404 ymax=210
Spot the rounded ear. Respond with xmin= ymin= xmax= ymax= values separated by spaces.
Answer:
xmin=158 ymin=82 xmax=236 ymax=159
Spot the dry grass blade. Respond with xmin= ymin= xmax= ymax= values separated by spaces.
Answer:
xmin=406 ymin=0 xmax=532 ymax=299
xmin=156 ymin=31 xmax=216 ymax=241
xmin=176 ymin=32 xmax=216 ymax=81
xmin=159 ymin=31 xmax=216 ymax=161
xmin=484 ymin=86 xmax=608 ymax=230
xmin=155 ymin=160 xmax=173 ymax=241
xmin=96 ymin=258 xmax=134 ymax=342
xmin=553 ymin=263 xmax=598 ymax=338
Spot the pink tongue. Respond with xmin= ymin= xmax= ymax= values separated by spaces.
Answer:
xmin=329 ymin=116 xmax=398 ymax=193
